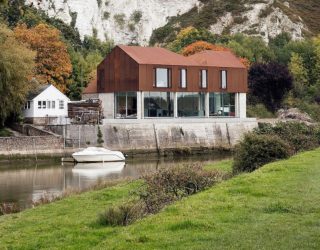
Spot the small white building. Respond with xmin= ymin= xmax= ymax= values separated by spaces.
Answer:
xmin=22 ymin=84 xmax=70 ymax=125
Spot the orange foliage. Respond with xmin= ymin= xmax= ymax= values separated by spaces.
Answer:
xmin=239 ymin=57 xmax=251 ymax=69
xmin=182 ymin=41 xmax=230 ymax=56
xmin=14 ymin=23 xmax=72 ymax=93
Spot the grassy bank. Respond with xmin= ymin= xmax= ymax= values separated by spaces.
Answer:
xmin=0 ymin=150 xmax=320 ymax=249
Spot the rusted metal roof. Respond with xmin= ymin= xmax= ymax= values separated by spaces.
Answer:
xmin=188 ymin=50 xmax=246 ymax=68
xmin=83 ymin=77 xmax=97 ymax=94
xmin=118 ymin=45 xmax=197 ymax=66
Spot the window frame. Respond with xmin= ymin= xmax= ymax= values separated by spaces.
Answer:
xmin=59 ymin=100 xmax=64 ymax=110
xmin=154 ymin=67 xmax=172 ymax=88
xmin=221 ymin=70 xmax=227 ymax=89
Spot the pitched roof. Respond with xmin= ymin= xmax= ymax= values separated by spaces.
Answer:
xmin=188 ymin=50 xmax=246 ymax=68
xmin=118 ymin=45 xmax=197 ymax=66
xmin=27 ymin=84 xmax=51 ymax=100
xmin=83 ymin=77 xmax=97 ymax=94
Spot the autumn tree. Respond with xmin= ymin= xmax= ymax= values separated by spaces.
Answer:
xmin=0 ymin=24 xmax=36 ymax=126
xmin=181 ymin=40 xmax=230 ymax=56
xmin=14 ymin=23 xmax=72 ymax=92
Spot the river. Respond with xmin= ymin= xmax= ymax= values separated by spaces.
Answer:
xmin=0 ymin=153 xmax=231 ymax=209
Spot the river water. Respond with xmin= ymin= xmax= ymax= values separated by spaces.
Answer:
xmin=0 ymin=153 xmax=230 ymax=209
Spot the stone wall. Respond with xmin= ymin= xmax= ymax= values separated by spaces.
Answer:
xmin=45 ymin=118 xmax=258 ymax=154
xmin=0 ymin=136 xmax=64 ymax=157
xmin=11 ymin=124 xmax=56 ymax=136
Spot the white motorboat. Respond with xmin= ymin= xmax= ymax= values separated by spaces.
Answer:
xmin=72 ymin=162 xmax=125 ymax=178
xmin=72 ymin=147 xmax=125 ymax=163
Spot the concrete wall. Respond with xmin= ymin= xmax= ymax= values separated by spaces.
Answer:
xmin=45 ymin=118 xmax=258 ymax=154
xmin=0 ymin=136 xmax=64 ymax=157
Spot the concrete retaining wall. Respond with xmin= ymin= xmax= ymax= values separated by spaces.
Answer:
xmin=45 ymin=118 xmax=258 ymax=154
xmin=0 ymin=136 xmax=64 ymax=157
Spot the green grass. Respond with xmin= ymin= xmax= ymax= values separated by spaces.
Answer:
xmin=1 ymin=149 xmax=320 ymax=249
xmin=0 ymin=128 xmax=13 ymax=137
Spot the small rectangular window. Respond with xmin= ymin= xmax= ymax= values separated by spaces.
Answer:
xmin=59 ymin=100 xmax=64 ymax=109
xmin=38 ymin=101 xmax=41 ymax=109
xmin=180 ymin=69 xmax=187 ymax=88
xmin=47 ymin=101 xmax=51 ymax=109
xmin=52 ymin=101 xmax=55 ymax=109
xmin=200 ymin=70 xmax=208 ymax=88
xmin=221 ymin=70 xmax=227 ymax=89
xmin=154 ymin=68 xmax=171 ymax=88
xmin=42 ymin=101 xmax=46 ymax=109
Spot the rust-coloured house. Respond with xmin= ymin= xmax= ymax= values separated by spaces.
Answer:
xmin=83 ymin=45 xmax=248 ymax=119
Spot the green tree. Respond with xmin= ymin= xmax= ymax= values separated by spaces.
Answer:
xmin=0 ymin=24 xmax=36 ymax=126
xmin=97 ymin=126 xmax=104 ymax=147
xmin=289 ymin=52 xmax=308 ymax=98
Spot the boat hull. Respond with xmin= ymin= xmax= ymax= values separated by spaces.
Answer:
xmin=72 ymin=148 xmax=125 ymax=163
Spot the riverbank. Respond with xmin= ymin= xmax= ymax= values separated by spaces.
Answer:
xmin=0 ymin=149 xmax=319 ymax=249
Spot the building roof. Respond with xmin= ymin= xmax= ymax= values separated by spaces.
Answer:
xmin=118 ymin=45 xmax=197 ymax=66
xmin=83 ymin=77 xmax=97 ymax=94
xmin=27 ymin=84 xmax=51 ymax=100
xmin=188 ymin=50 xmax=246 ymax=68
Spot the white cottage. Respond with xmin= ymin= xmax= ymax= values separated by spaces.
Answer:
xmin=22 ymin=84 xmax=70 ymax=125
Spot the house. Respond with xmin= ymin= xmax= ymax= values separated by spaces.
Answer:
xmin=22 ymin=84 xmax=70 ymax=125
xmin=83 ymin=45 xmax=248 ymax=120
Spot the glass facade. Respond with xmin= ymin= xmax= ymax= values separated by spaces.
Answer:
xmin=144 ymin=92 xmax=174 ymax=118
xmin=177 ymin=92 xmax=205 ymax=117
xmin=115 ymin=92 xmax=137 ymax=118
xmin=209 ymin=93 xmax=235 ymax=117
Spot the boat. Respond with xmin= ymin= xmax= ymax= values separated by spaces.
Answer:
xmin=72 ymin=162 xmax=125 ymax=178
xmin=72 ymin=147 xmax=125 ymax=163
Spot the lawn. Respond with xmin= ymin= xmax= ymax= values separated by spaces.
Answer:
xmin=0 ymin=150 xmax=320 ymax=249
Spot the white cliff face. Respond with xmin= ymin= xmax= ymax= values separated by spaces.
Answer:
xmin=210 ymin=0 xmax=306 ymax=43
xmin=26 ymin=0 xmax=200 ymax=45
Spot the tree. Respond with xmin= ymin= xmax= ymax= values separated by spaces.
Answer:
xmin=181 ymin=40 xmax=229 ymax=56
xmin=0 ymin=24 xmax=36 ymax=126
xmin=14 ymin=23 xmax=72 ymax=92
xmin=167 ymin=26 xmax=217 ymax=53
xmin=97 ymin=126 xmax=104 ymax=147
xmin=248 ymin=62 xmax=293 ymax=111
xmin=288 ymin=52 xmax=308 ymax=98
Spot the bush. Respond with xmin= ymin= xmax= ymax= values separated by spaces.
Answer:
xmin=256 ymin=122 xmax=320 ymax=153
xmin=98 ymin=165 xmax=225 ymax=226
xmin=0 ymin=202 xmax=20 ymax=215
xmin=138 ymin=164 xmax=223 ymax=214
xmin=233 ymin=133 xmax=292 ymax=173
xmin=98 ymin=201 xmax=145 ymax=226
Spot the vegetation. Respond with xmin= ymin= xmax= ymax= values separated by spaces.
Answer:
xmin=14 ymin=23 xmax=72 ymax=92
xmin=1 ymin=149 xmax=320 ymax=248
xmin=233 ymin=133 xmax=292 ymax=173
xmin=0 ymin=127 xmax=13 ymax=137
xmin=0 ymin=24 xmax=36 ymax=126
xmin=97 ymin=126 xmax=104 ymax=146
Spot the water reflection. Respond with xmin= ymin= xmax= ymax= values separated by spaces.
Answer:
xmin=0 ymin=153 xmax=230 ymax=209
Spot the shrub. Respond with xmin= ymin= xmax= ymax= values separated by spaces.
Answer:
xmin=0 ymin=202 xmax=20 ymax=215
xmin=138 ymin=164 xmax=224 ymax=214
xmin=98 ymin=201 xmax=145 ymax=226
xmin=256 ymin=122 xmax=320 ymax=152
xmin=233 ymin=133 xmax=292 ymax=173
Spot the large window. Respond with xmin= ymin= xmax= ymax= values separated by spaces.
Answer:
xmin=154 ymin=68 xmax=171 ymax=88
xmin=209 ymin=93 xmax=235 ymax=117
xmin=115 ymin=92 xmax=137 ymax=119
xmin=177 ymin=92 xmax=205 ymax=117
xmin=200 ymin=69 xmax=208 ymax=88
xmin=180 ymin=69 xmax=187 ymax=88
xmin=144 ymin=92 xmax=174 ymax=118
xmin=221 ymin=70 xmax=227 ymax=89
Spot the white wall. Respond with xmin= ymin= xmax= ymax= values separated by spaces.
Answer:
xmin=98 ymin=93 xmax=114 ymax=119
xmin=239 ymin=93 xmax=247 ymax=118
xmin=23 ymin=85 xmax=70 ymax=118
